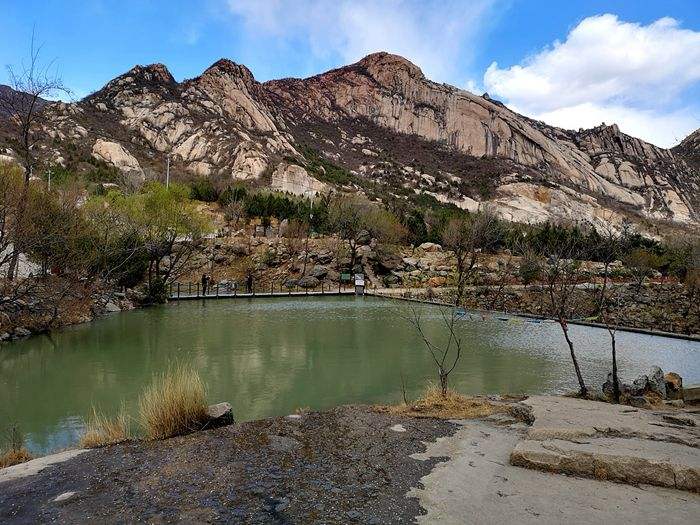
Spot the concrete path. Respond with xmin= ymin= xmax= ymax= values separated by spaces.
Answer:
xmin=410 ymin=416 xmax=700 ymax=524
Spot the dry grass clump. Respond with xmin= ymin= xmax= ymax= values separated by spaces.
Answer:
xmin=0 ymin=447 xmax=33 ymax=468
xmin=0 ymin=425 xmax=32 ymax=468
xmin=139 ymin=364 xmax=209 ymax=440
xmin=385 ymin=384 xmax=504 ymax=419
xmin=80 ymin=404 xmax=131 ymax=448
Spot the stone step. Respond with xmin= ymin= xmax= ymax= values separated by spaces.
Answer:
xmin=510 ymin=437 xmax=699 ymax=492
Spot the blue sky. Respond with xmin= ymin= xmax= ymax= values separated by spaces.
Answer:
xmin=1 ymin=0 xmax=699 ymax=147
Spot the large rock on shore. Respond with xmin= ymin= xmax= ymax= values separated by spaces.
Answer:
xmin=510 ymin=396 xmax=700 ymax=492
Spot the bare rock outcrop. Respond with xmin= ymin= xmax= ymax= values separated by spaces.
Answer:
xmin=270 ymin=162 xmax=326 ymax=196
xmin=91 ymin=139 xmax=144 ymax=183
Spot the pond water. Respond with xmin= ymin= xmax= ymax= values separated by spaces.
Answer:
xmin=1 ymin=296 xmax=698 ymax=455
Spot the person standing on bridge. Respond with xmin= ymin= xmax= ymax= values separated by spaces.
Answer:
xmin=201 ymin=273 xmax=209 ymax=296
xmin=246 ymin=272 xmax=253 ymax=294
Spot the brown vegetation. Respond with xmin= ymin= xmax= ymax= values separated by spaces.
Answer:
xmin=138 ymin=364 xmax=209 ymax=440
xmin=383 ymin=384 xmax=503 ymax=419
xmin=80 ymin=404 xmax=131 ymax=448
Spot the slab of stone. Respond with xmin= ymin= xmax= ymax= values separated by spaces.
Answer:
xmin=523 ymin=395 xmax=700 ymax=447
xmin=511 ymin=437 xmax=700 ymax=491
xmin=0 ymin=449 xmax=88 ymax=484
xmin=410 ymin=420 xmax=700 ymax=524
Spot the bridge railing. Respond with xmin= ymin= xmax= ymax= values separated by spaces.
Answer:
xmin=168 ymin=279 xmax=362 ymax=299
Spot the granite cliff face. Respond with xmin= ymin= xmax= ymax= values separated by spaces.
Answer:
xmin=1 ymin=52 xmax=698 ymax=231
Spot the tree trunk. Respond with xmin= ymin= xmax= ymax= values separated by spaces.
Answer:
xmin=559 ymin=319 xmax=588 ymax=397
xmin=610 ymin=330 xmax=620 ymax=403
xmin=439 ymin=370 xmax=448 ymax=397
xmin=597 ymin=262 xmax=610 ymax=314
xmin=7 ymin=177 xmax=31 ymax=281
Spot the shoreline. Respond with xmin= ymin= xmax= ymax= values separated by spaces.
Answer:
xmin=367 ymin=291 xmax=700 ymax=342
xmin=2 ymin=396 xmax=698 ymax=523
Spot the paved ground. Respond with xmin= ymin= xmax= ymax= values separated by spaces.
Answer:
xmin=411 ymin=416 xmax=700 ymax=524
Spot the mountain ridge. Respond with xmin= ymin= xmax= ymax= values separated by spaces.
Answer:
xmin=1 ymin=52 xmax=698 ymax=233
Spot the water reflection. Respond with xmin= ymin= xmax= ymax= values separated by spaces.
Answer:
xmin=0 ymin=296 xmax=698 ymax=454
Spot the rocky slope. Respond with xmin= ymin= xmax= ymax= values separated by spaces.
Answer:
xmin=1 ymin=52 xmax=698 ymax=231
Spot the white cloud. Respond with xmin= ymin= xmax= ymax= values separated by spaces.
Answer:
xmin=226 ymin=0 xmax=497 ymax=83
xmin=483 ymin=14 xmax=700 ymax=147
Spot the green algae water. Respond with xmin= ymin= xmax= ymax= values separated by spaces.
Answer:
xmin=1 ymin=296 xmax=698 ymax=455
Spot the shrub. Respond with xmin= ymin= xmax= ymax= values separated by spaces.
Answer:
xmin=80 ymin=404 xmax=131 ymax=448
xmin=138 ymin=364 xmax=208 ymax=440
xmin=518 ymin=251 xmax=542 ymax=285
xmin=189 ymin=178 xmax=219 ymax=202
xmin=0 ymin=424 xmax=32 ymax=468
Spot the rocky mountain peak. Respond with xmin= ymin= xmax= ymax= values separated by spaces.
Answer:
xmin=125 ymin=63 xmax=176 ymax=85
xmin=355 ymin=52 xmax=425 ymax=80
xmin=575 ymin=122 xmax=670 ymax=162
xmin=672 ymin=128 xmax=700 ymax=169
xmin=200 ymin=59 xmax=256 ymax=86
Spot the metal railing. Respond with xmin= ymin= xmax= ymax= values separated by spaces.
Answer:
xmin=168 ymin=280 xmax=360 ymax=300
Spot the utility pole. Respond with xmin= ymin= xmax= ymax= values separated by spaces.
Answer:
xmin=166 ymin=155 xmax=170 ymax=188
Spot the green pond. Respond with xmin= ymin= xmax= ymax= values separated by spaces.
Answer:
xmin=1 ymin=296 xmax=698 ymax=455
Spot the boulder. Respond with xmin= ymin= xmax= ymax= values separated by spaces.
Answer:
xmin=383 ymin=274 xmax=400 ymax=286
xmin=426 ymin=276 xmax=447 ymax=287
xmin=298 ymin=276 xmax=320 ymax=288
xmin=104 ymin=301 xmax=121 ymax=313
xmin=13 ymin=327 xmax=31 ymax=338
xmin=647 ymin=366 xmax=667 ymax=398
xmin=376 ymin=252 xmax=402 ymax=273
xmin=316 ymin=251 xmax=333 ymax=264
xmin=664 ymin=372 xmax=683 ymax=400
xmin=310 ymin=265 xmax=328 ymax=279
xmin=418 ymin=242 xmax=442 ymax=252
xmin=284 ymin=279 xmax=298 ymax=289
xmin=628 ymin=374 xmax=649 ymax=397
xmin=206 ymin=402 xmax=234 ymax=427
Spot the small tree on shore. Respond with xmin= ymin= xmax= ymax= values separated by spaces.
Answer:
xmin=407 ymin=305 xmax=463 ymax=397
xmin=542 ymin=235 xmax=589 ymax=397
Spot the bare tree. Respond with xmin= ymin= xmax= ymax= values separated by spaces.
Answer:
xmin=283 ymin=218 xmax=308 ymax=273
xmin=442 ymin=211 xmax=499 ymax=305
xmin=407 ymin=305 xmax=463 ymax=397
xmin=0 ymin=32 xmax=69 ymax=279
xmin=542 ymin=236 xmax=588 ymax=397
